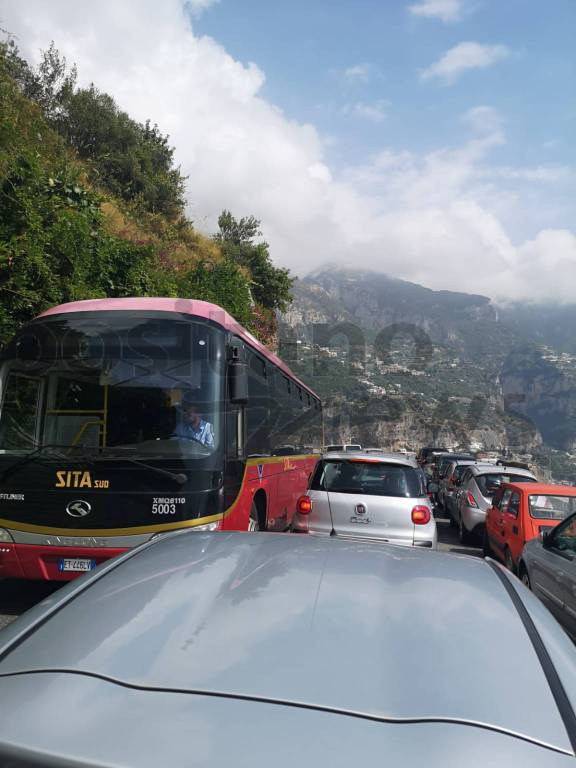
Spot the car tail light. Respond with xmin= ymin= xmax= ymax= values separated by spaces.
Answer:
xmin=412 ymin=505 xmax=431 ymax=525
xmin=466 ymin=491 xmax=478 ymax=508
xmin=297 ymin=495 xmax=312 ymax=515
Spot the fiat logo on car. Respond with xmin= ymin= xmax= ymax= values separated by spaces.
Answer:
xmin=66 ymin=500 xmax=92 ymax=518
xmin=355 ymin=503 xmax=367 ymax=516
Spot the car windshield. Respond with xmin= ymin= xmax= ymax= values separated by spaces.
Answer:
xmin=313 ymin=460 xmax=423 ymax=498
xmin=477 ymin=473 xmax=534 ymax=498
xmin=0 ymin=314 xmax=224 ymax=459
xmin=528 ymin=494 xmax=576 ymax=520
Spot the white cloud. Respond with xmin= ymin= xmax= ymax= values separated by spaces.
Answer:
xmin=408 ymin=0 xmax=465 ymax=23
xmin=0 ymin=1 xmax=574 ymax=304
xmin=342 ymin=63 xmax=371 ymax=83
xmin=461 ymin=105 xmax=505 ymax=138
xmin=185 ymin=0 xmax=219 ymax=15
xmin=421 ymin=42 xmax=511 ymax=85
xmin=343 ymin=100 xmax=389 ymax=123
xmin=489 ymin=166 xmax=573 ymax=183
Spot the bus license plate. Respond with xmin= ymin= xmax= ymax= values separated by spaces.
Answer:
xmin=58 ymin=558 xmax=96 ymax=573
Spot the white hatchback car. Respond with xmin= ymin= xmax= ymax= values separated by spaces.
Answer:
xmin=292 ymin=452 xmax=437 ymax=549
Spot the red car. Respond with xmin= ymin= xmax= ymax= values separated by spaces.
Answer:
xmin=484 ymin=482 xmax=576 ymax=571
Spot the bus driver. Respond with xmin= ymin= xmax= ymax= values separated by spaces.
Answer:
xmin=172 ymin=394 xmax=215 ymax=447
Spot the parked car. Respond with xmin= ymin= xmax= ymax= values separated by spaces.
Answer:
xmin=452 ymin=464 xmax=537 ymax=544
xmin=325 ymin=443 xmax=362 ymax=452
xmin=486 ymin=483 xmax=576 ymax=573
xmin=437 ymin=458 xmax=477 ymax=516
xmin=292 ymin=452 xmax=437 ymax=548
xmin=518 ymin=510 xmax=576 ymax=640
xmin=1 ymin=531 xmax=576 ymax=766
xmin=435 ymin=453 xmax=475 ymax=482
xmin=432 ymin=453 xmax=475 ymax=506
xmin=416 ymin=446 xmax=448 ymax=466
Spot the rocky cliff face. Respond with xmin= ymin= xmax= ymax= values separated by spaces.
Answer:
xmin=279 ymin=268 xmax=570 ymax=458
xmin=500 ymin=348 xmax=576 ymax=451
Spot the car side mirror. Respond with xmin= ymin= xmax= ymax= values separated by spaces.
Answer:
xmin=427 ymin=482 xmax=439 ymax=494
xmin=541 ymin=530 xmax=552 ymax=548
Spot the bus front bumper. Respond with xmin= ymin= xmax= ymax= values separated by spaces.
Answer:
xmin=0 ymin=543 xmax=128 ymax=581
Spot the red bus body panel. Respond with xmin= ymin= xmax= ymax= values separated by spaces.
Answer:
xmin=222 ymin=456 xmax=318 ymax=532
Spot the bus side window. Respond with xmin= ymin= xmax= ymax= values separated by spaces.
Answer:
xmin=246 ymin=350 xmax=271 ymax=457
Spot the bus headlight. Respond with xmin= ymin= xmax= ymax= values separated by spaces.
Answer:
xmin=0 ymin=528 xmax=14 ymax=543
xmin=148 ymin=521 xmax=220 ymax=543
xmin=193 ymin=521 xmax=221 ymax=532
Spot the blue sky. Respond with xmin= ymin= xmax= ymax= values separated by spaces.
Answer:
xmin=3 ymin=0 xmax=576 ymax=301
xmin=195 ymin=0 xmax=576 ymax=170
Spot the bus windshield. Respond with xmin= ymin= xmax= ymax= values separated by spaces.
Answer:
xmin=0 ymin=313 xmax=224 ymax=460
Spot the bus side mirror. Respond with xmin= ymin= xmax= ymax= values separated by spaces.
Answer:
xmin=229 ymin=360 xmax=248 ymax=404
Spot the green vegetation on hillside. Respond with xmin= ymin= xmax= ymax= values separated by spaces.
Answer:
xmin=0 ymin=38 xmax=292 ymax=346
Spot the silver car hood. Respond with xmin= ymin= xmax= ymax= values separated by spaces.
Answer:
xmin=0 ymin=532 xmax=574 ymax=755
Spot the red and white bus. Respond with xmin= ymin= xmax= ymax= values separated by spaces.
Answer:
xmin=0 ymin=297 xmax=322 ymax=580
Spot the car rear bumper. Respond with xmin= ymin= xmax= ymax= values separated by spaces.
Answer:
xmin=0 ymin=543 xmax=128 ymax=581
xmin=461 ymin=506 xmax=487 ymax=534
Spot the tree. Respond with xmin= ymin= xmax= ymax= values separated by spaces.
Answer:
xmin=215 ymin=210 xmax=294 ymax=313
xmin=1 ymin=36 xmax=186 ymax=218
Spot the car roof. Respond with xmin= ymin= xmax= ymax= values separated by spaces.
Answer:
xmin=469 ymin=464 xmax=536 ymax=478
xmin=320 ymin=451 xmax=417 ymax=466
xmin=0 ymin=533 xmax=574 ymax=757
xmin=504 ymin=482 xmax=576 ymax=496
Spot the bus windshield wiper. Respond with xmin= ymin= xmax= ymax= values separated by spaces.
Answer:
xmin=0 ymin=444 xmax=72 ymax=482
xmin=84 ymin=451 xmax=188 ymax=486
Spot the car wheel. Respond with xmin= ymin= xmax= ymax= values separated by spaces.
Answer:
xmin=459 ymin=514 xmax=472 ymax=545
xmin=519 ymin=565 xmax=531 ymax=590
xmin=505 ymin=547 xmax=516 ymax=574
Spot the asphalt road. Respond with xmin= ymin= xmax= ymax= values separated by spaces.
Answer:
xmin=434 ymin=507 xmax=484 ymax=557
xmin=0 ymin=580 xmax=61 ymax=630
xmin=0 ymin=509 xmax=482 ymax=630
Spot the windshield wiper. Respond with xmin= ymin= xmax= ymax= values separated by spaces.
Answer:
xmin=80 ymin=451 xmax=188 ymax=486
xmin=0 ymin=444 xmax=72 ymax=482
xmin=1 ymin=445 xmax=188 ymax=486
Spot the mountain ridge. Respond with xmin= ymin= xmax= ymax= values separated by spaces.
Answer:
xmin=280 ymin=267 xmax=576 ymax=480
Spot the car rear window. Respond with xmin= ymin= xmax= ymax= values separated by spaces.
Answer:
xmin=311 ymin=460 xmax=423 ymax=498
xmin=476 ymin=473 xmax=534 ymax=498
xmin=453 ymin=464 xmax=471 ymax=483
xmin=528 ymin=495 xmax=576 ymax=520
